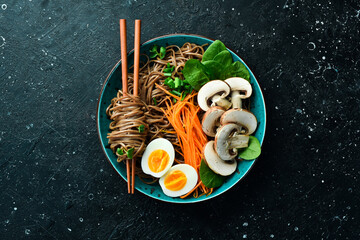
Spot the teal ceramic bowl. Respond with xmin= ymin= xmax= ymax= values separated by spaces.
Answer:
xmin=97 ymin=34 xmax=266 ymax=203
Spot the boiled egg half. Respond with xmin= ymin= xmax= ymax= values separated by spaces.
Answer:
xmin=141 ymin=138 xmax=175 ymax=178
xmin=159 ymin=164 xmax=198 ymax=197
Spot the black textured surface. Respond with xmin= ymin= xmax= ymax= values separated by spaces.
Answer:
xmin=1 ymin=0 xmax=359 ymax=239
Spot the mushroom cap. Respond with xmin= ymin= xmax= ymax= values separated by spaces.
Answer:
xmin=214 ymin=123 xmax=241 ymax=161
xmin=197 ymin=80 xmax=231 ymax=111
xmin=225 ymin=77 xmax=252 ymax=99
xmin=203 ymin=141 xmax=237 ymax=176
xmin=220 ymin=109 xmax=257 ymax=135
xmin=201 ymin=106 xmax=225 ymax=137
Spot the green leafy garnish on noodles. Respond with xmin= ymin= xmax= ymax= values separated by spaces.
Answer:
xmin=137 ymin=124 xmax=145 ymax=133
xmin=117 ymin=148 xmax=124 ymax=155
xmin=126 ymin=148 xmax=134 ymax=159
xmin=149 ymin=45 xmax=166 ymax=59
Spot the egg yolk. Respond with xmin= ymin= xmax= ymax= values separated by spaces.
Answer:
xmin=164 ymin=170 xmax=187 ymax=191
xmin=148 ymin=149 xmax=170 ymax=173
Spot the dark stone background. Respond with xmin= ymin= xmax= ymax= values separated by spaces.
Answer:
xmin=0 ymin=0 xmax=359 ymax=239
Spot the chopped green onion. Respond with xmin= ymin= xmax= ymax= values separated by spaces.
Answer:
xmin=171 ymin=90 xmax=181 ymax=96
xmin=137 ymin=124 xmax=145 ymax=133
xmin=164 ymin=72 xmax=172 ymax=77
xmin=167 ymin=62 xmax=171 ymax=68
xmin=181 ymin=93 xmax=187 ymax=101
xmin=174 ymin=77 xmax=181 ymax=88
xmin=117 ymin=148 xmax=124 ymax=155
xmin=153 ymin=97 xmax=157 ymax=105
xmin=163 ymin=68 xmax=172 ymax=73
xmin=173 ymin=98 xmax=177 ymax=103
xmin=126 ymin=148 xmax=134 ymax=159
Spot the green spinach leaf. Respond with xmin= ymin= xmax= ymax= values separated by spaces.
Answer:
xmin=199 ymin=159 xmax=225 ymax=188
xmin=201 ymin=40 xmax=227 ymax=62
xmin=182 ymin=59 xmax=210 ymax=91
xmin=213 ymin=50 xmax=233 ymax=68
xmin=202 ymin=60 xmax=223 ymax=79
xmin=238 ymin=136 xmax=261 ymax=160
xmin=220 ymin=61 xmax=250 ymax=81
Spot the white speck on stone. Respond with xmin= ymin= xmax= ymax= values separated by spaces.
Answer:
xmin=270 ymin=234 xmax=274 ymax=238
xmin=1 ymin=4 xmax=7 ymax=10
xmin=321 ymin=180 xmax=324 ymax=183
xmin=275 ymin=106 xmax=279 ymax=110
xmin=67 ymin=228 xmax=72 ymax=232
xmin=232 ymin=8 xmax=235 ymax=10
xmin=322 ymin=56 xmax=326 ymax=60
xmin=243 ymin=234 xmax=247 ymax=239
xmin=79 ymin=217 xmax=83 ymax=222
xmin=243 ymin=222 xmax=248 ymax=227
xmin=294 ymin=226 xmax=299 ymax=231
xmin=88 ymin=193 xmax=94 ymax=200
xmin=0 ymin=36 xmax=5 ymax=47
xmin=14 ymin=207 xmax=17 ymax=211
xmin=25 ymin=229 xmax=31 ymax=235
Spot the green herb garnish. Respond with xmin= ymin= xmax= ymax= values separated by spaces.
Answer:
xmin=126 ymin=148 xmax=134 ymax=159
xmin=199 ymin=159 xmax=225 ymax=188
xmin=159 ymin=46 xmax=166 ymax=59
xmin=153 ymin=97 xmax=157 ymax=105
xmin=137 ymin=124 xmax=145 ymax=133
xmin=117 ymin=148 xmax=124 ymax=155
xmin=238 ymin=136 xmax=261 ymax=160
xmin=164 ymin=72 xmax=172 ymax=77
xmin=149 ymin=45 xmax=166 ymax=59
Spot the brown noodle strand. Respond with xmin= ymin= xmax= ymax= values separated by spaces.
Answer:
xmin=107 ymin=42 xmax=206 ymax=182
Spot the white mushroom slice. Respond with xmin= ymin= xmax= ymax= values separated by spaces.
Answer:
xmin=202 ymin=106 xmax=225 ymax=137
xmin=197 ymin=80 xmax=232 ymax=111
xmin=225 ymin=77 xmax=252 ymax=109
xmin=214 ymin=124 xmax=249 ymax=161
xmin=203 ymin=141 xmax=237 ymax=176
xmin=220 ymin=109 xmax=257 ymax=135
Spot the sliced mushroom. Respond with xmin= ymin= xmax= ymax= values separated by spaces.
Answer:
xmin=202 ymin=107 xmax=225 ymax=137
xmin=214 ymin=124 xmax=249 ymax=161
xmin=220 ymin=109 xmax=257 ymax=135
xmin=197 ymin=80 xmax=232 ymax=111
xmin=225 ymin=77 xmax=252 ymax=109
xmin=203 ymin=141 xmax=237 ymax=176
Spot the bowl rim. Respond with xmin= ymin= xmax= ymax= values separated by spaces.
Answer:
xmin=96 ymin=33 xmax=267 ymax=204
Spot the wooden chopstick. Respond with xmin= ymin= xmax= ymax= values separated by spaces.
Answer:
xmin=120 ymin=19 xmax=128 ymax=95
xmin=119 ymin=19 xmax=131 ymax=194
xmin=133 ymin=19 xmax=141 ymax=96
xmin=132 ymin=19 xmax=141 ymax=194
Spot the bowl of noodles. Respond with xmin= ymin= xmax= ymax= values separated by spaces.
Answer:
xmin=97 ymin=34 xmax=266 ymax=203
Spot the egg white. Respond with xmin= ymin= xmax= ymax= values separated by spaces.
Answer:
xmin=159 ymin=164 xmax=198 ymax=197
xmin=141 ymin=138 xmax=175 ymax=178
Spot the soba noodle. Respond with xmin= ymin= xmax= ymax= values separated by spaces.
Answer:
xmin=106 ymin=42 xmax=206 ymax=179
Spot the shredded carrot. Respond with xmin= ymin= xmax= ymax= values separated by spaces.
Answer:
xmin=159 ymin=89 xmax=211 ymax=198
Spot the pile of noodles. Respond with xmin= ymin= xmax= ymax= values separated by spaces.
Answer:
xmin=106 ymin=43 xmax=206 ymax=182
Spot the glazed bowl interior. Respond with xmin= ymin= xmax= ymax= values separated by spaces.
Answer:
xmin=97 ymin=34 xmax=266 ymax=203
